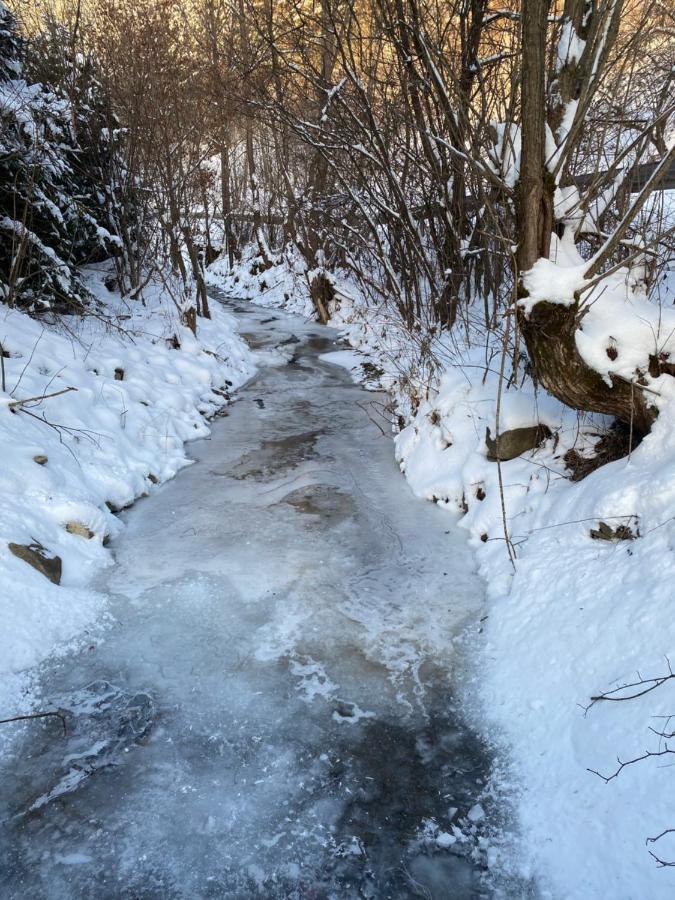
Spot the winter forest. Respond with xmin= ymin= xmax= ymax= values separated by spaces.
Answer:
xmin=0 ymin=0 xmax=674 ymax=896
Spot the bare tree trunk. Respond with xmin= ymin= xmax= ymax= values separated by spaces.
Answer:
xmin=238 ymin=0 xmax=275 ymax=269
xmin=220 ymin=142 xmax=236 ymax=269
xmin=183 ymin=225 xmax=211 ymax=320
xmin=200 ymin=172 xmax=216 ymax=266
xmin=304 ymin=0 xmax=337 ymax=266
xmin=515 ymin=0 xmax=551 ymax=276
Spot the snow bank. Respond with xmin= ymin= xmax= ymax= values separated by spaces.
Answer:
xmin=396 ymin=272 xmax=675 ymax=896
xmin=213 ymin=245 xmax=675 ymax=897
xmin=0 ymin=266 xmax=255 ymax=717
xmin=206 ymin=246 xmax=315 ymax=318
xmin=523 ymin=232 xmax=675 ymax=403
xmin=394 ymin=353 xmax=675 ymax=897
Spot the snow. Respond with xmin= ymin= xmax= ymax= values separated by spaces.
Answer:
xmin=520 ymin=247 xmax=586 ymax=311
xmin=556 ymin=21 xmax=586 ymax=72
xmin=5 ymin=219 xmax=670 ymax=894
xmin=436 ymin=831 xmax=457 ymax=848
xmin=397 ymin=273 xmax=675 ymax=895
xmin=0 ymin=301 xmax=517 ymax=898
xmin=488 ymin=122 xmax=521 ymax=188
xmin=522 ymin=231 xmax=675 ymax=407
xmin=0 ymin=265 xmax=255 ymax=720
xmin=467 ymin=803 xmax=486 ymax=824
xmin=206 ymin=246 xmax=314 ymax=317
xmin=396 ymin=269 xmax=675 ymax=895
xmin=554 ymin=183 xmax=583 ymax=229
xmin=217 ymin=247 xmax=675 ymax=897
xmin=319 ymin=348 xmax=366 ymax=380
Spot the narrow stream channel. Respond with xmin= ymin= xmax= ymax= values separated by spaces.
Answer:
xmin=0 ymin=298 xmax=523 ymax=898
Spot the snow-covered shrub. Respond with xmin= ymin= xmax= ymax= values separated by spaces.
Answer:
xmin=0 ymin=4 xmax=122 ymax=312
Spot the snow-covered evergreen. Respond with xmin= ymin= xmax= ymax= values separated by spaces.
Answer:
xmin=0 ymin=3 xmax=122 ymax=312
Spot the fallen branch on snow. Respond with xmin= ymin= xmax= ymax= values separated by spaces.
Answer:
xmin=8 ymin=386 xmax=78 ymax=409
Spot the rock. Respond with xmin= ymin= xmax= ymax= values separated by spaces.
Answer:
xmin=8 ymin=542 xmax=62 ymax=584
xmin=361 ymin=361 xmax=384 ymax=379
xmin=33 ymin=454 xmax=48 ymax=465
xmin=65 ymin=521 xmax=95 ymax=540
xmin=590 ymin=521 xmax=637 ymax=541
xmin=485 ymin=424 xmax=552 ymax=461
xmin=333 ymin=701 xmax=355 ymax=719
xmin=114 ymin=367 xmax=124 ymax=380
xmin=106 ymin=499 xmax=132 ymax=513
xmin=147 ymin=473 xmax=159 ymax=484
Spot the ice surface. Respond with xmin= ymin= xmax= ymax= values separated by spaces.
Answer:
xmin=0 ymin=298 xmax=519 ymax=899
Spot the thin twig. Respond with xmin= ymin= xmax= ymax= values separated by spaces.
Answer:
xmin=647 ymin=829 xmax=675 ymax=867
xmin=8 ymin=386 xmax=77 ymax=409
xmin=588 ymin=659 xmax=675 ymax=707
xmin=495 ymin=298 xmax=516 ymax=570
xmin=11 ymin=330 xmax=43 ymax=396
xmin=588 ymin=746 xmax=675 ymax=783
xmin=0 ymin=711 xmax=67 ymax=736
xmin=355 ymin=399 xmax=388 ymax=436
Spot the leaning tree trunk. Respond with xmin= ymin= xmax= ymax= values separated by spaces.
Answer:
xmin=522 ymin=300 xmax=656 ymax=435
xmin=515 ymin=0 xmax=655 ymax=435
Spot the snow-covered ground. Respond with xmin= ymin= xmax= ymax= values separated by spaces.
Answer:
xmin=210 ymin=248 xmax=675 ymax=898
xmin=4 ymin=237 xmax=673 ymax=895
xmin=0 ymin=300 xmax=524 ymax=898
xmin=0 ymin=266 xmax=255 ymax=720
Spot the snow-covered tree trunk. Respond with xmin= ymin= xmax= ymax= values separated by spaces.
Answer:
xmin=515 ymin=0 xmax=665 ymax=435
xmin=520 ymin=297 xmax=657 ymax=434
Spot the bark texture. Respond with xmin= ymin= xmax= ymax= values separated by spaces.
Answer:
xmin=521 ymin=300 xmax=656 ymax=435
xmin=309 ymin=272 xmax=335 ymax=324
xmin=516 ymin=0 xmax=551 ymax=274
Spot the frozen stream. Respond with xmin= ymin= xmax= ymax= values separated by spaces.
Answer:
xmin=0 ymin=300 xmax=511 ymax=899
